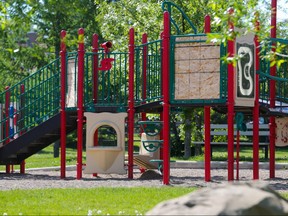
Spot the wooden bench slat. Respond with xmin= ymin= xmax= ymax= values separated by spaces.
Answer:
xmin=211 ymin=131 xmax=269 ymax=136
xmin=210 ymin=124 xmax=269 ymax=129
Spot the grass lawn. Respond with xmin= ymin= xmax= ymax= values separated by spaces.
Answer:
xmin=0 ymin=145 xmax=81 ymax=172
xmin=0 ymin=187 xmax=196 ymax=215
xmin=0 ymin=187 xmax=287 ymax=215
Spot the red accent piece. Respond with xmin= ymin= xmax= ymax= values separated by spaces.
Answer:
xmin=128 ymin=28 xmax=135 ymax=179
xmin=60 ymin=30 xmax=67 ymax=179
xmin=77 ymin=28 xmax=85 ymax=180
xmin=227 ymin=8 xmax=235 ymax=181
xmin=98 ymin=58 xmax=114 ymax=71
xmin=139 ymin=168 xmax=146 ymax=173
xmin=204 ymin=15 xmax=211 ymax=33
xmin=162 ymin=11 xmax=170 ymax=185
xmin=269 ymin=0 xmax=277 ymax=179
xmin=101 ymin=41 xmax=112 ymax=53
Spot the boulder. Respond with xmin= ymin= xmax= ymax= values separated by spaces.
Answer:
xmin=146 ymin=182 xmax=288 ymax=215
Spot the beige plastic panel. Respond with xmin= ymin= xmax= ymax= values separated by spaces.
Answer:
xmin=84 ymin=112 xmax=127 ymax=174
xmin=276 ymin=117 xmax=288 ymax=147
xmin=66 ymin=59 xmax=77 ymax=108
xmin=139 ymin=133 xmax=160 ymax=159
xmin=174 ymin=36 xmax=221 ymax=100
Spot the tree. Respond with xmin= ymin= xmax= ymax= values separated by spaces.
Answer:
xmin=0 ymin=0 xmax=101 ymax=89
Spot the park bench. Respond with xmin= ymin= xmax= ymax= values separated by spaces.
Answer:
xmin=192 ymin=124 xmax=270 ymax=159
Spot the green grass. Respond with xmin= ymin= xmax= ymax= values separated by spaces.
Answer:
xmin=0 ymin=188 xmax=287 ymax=215
xmin=0 ymin=187 xmax=196 ymax=215
xmin=0 ymin=145 xmax=80 ymax=171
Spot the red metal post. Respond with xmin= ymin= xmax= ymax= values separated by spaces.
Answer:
xmin=60 ymin=30 xmax=67 ymax=179
xmin=160 ymin=31 xmax=164 ymax=161
xmin=162 ymin=11 xmax=170 ymax=185
xmin=204 ymin=15 xmax=211 ymax=34
xmin=128 ymin=28 xmax=135 ymax=179
xmin=253 ymin=16 xmax=260 ymax=180
xmin=227 ymin=8 xmax=235 ymax=181
xmin=236 ymin=130 xmax=240 ymax=180
xmin=92 ymin=34 xmax=99 ymax=104
xmin=5 ymin=86 xmax=10 ymax=173
xmin=77 ymin=28 xmax=85 ymax=180
xmin=141 ymin=33 xmax=148 ymax=123
xmin=204 ymin=107 xmax=211 ymax=181
xmin=269 ymin=0 xmax=277 ymax=179
xmin=204 ymin=14 xmax=211 ymax=182
xmin=20 ymin=84 xmax=25 ymax=174
xmin=92 ymin=34 xmax=99 ymax=177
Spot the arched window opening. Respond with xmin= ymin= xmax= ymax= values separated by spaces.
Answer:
xmin=94 ymin=125 xmax=117 ymax=147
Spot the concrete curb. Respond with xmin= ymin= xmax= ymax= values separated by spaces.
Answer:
xmin=171 ymin=161 xmax=288 ymax=170
xmin=22 ymin=161 xmax=288 ymax=172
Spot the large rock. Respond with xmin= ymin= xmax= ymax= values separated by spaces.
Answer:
xmin=146 ymin=182 xmax=288 ymax=215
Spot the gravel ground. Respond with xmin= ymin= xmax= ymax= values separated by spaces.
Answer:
xmin=0 ymin=166 xmax=287 ymax=192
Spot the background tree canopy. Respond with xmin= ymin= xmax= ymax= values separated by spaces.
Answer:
xmin=0 ymin=0 xmax=287 ymax=89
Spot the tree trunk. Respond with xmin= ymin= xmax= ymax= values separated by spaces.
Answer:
xmin=194 ymin=111 xmax=203 ymax=156
xmin=184 ymin=118 xmax=192 ymax=159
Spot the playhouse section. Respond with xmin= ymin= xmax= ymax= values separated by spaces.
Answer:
xmin=0 ymin=1 xmax=288 ymax=185
xmin=84 ymin=112 xmax=127 ymax=174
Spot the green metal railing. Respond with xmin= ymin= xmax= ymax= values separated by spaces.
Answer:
xmin=0 ymin=48 xmax=130 ymax=144
xmin=84 ymin=50 xmax=129 ymax=110
xmin=161 ymin=1 xmax=197 ymax=34
xmin=259 ymin=38 xmax=288 ymax=106
xmin=135 ymin=39 xmax=163 ymax=105
xmin=0 ymin=58 xmax=60 ymax=143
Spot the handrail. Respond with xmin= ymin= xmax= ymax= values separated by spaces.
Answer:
xmin=269 ymin=37 xmax=288 ymax=44
xmin=161 ymin=1 xmax=197 ymax=34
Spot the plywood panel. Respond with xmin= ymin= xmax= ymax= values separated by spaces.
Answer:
xmin=174 ymin=36 xmax=221 ymax=100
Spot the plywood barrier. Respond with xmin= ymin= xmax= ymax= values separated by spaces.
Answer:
xmin=174 ymin=36 xmax=221 ymax=100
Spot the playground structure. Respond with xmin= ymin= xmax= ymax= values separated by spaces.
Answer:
xmin=0 ymin=1 xmax=288 ymax=185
